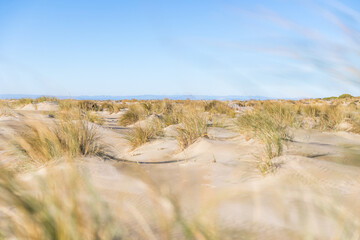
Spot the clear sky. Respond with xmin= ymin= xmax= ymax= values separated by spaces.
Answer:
xmin=0 ymin=0 xmax=359 ymax=98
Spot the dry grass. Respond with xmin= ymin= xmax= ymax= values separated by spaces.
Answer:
xmin=9 ymin=98 xmax=34 ymax=108
xmin=176 ymin=112 xmax=208 ymax=150
xmin=236 ymin=102 xmax=295 ymax=174
xmin=58 ymin=99 xmax=78 ymax=111
xmin=78 ymin=100 xmax=101 ymax=111
xmin=0 ymin=101 xmax=15 ymax=117
xmin=8 ymin=97 xmax=58 ymax=109
xmin=0 ymin=163 xmax=221 ymax=240
xmin=54 ymin=113 xmax=106 ymax=157
xmin=153 ymin=99 xmax=174 ymax=115
xmin=58 ymin=100 xmax=124 ymax=114
xmin=120 ymin=100 xmax=210 ymax=149
xmin=99 ymin=102 xmax=125 ymax=113
xmin=118 ymin=104 xmax=145 ymax=126
xmin=236 ymin=100 xmax=360 ymax=174
xmin=11 ymin=111 xmax=106 ymax=166
xmin=236 ymin=108 xmax=291 ymax=160
xmin=125 ymin=118 xmax=164 ymax=149
xmin=12 ymin=121 xmax=63 ymax=165
xmin=297 ymin=103 xmax=359 ymax=131
xmin=204 ymin=100 xmax=235 ymax=117
xmin=34 ymin=96 xmax=58 ymax=103
xmin=118 ymin=100 xmax=177 ymax=127
xmin=161 ymin=105 xmax=183 ymax=126
xmin=86 ymin=112 xmax=104 ymax=125
xmin=2 ymin=97 xmax=360 ymax=239
xmin=0 ymin=166 xmax=120 ymax=239
xmin=0 ymin=161 xmax=358 ymax=239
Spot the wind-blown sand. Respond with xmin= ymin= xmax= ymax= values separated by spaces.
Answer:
xmin=1 ymin=102 xmax=360 ymax=239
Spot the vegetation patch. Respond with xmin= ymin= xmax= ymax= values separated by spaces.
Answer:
xmin=204 ymin=100 xmax=235 ymax=117
xmin=12 ymin=112 xmax=106 ymax=166
xmin=125 ymin=119 xmax=164 ymax=149
xmin=176 ymin=112 xmax=208 ymax=150
xmin=118 ymin=104 xmax=145 ymax=126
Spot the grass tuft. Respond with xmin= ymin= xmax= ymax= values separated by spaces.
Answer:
xmin=125 ymin=119 xmax=164 ymax=149
xmin=176 ymin=112 xmax=208 ymax=150
xmin=0 ymin=101 xmax=15 ymax=117
xmin=204 ymin=100 xmax=235 ymax=117
xmin=236 ymin=102 xmax=294 ymax=170
xmin=0 ymin=166 xmax=120 ymax=239
xmin=118 ymin=105 xmax=144 ymax=126
xmin=12 ymin=111 xmax=106 ymax=166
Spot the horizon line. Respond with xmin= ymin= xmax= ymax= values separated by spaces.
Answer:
xmin=0 ymin=93 xmax=310 ymax=101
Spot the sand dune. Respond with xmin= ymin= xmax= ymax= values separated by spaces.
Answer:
xmin=1 ymin=100 xmax=360 ymax=239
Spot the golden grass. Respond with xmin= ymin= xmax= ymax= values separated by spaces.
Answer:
xmin=0 ymin=166 xmax=120 ymax=239
xmin=58 ymin=99 xmax=78 ymax=111
xmin=13 ymin=121 xmax=63 ymax=165
xmin=236 ymin=108 xmax=291 ymax=160
xmin=58 ymin=100 xmax=125 ymax=114
xmin=125 ymin=118 xmax=164 ymax=149
xmin=236 ymin=100 xmax=360 ymax=174
xmin=0 ymin=162 xmax=222 ymax=240
xmin=1 ymin=98 xmax=360 ymax=238
xmin=161 ymin=105 xmax=183 ymax=126
xmin=235 ymin=102 xmax=296 ymax=174
xmin=204 ymin=100 xmax=235 ymax=117
xmin=0 ymin=101 xmax=15 ymax=117
xmin=99 ymin=102 xmax=125 ymax=113
xmin=117 ymin=104 xmax=145 ymax=126
xmin=118 ymin=100 xmax=177 ymax=127
xmin=121 ymin=101 xmax=209 ymax=149
xmin=86 ymin=112 xmax=104 ymax=125
xmin=0 ymin=161 xmax=359 ymax=239
xmin=54 ymin=114 xmax=106 ymax=157
xmin=297 ymin=104 xmax=358 ymax=131
xmin=9 ymin=98 xmax=34 ymax=108
xmin=11 ymin=111 xmax=106 ymax=166
xmin=176 ymin=112 xmax=208 ymax=150
xmin=78 ymin=100 xmax=101 ymax=111
xmin=8 ymin=97 xmax=58 ymax=109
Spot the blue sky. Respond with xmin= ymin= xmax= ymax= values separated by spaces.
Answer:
xmin=0 ymin=0 xmax=359 ymax=98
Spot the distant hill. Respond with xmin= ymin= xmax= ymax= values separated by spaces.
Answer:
xmin=0 ymin=94 xmax=275 ymax=101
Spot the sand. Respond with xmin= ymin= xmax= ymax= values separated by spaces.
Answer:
xmin=1 ymin=103 xmax=360 ymax=239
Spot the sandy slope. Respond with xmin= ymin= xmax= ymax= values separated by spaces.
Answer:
xmin=2 ymin=106 xmax=360 ymax=239
xmin=20 ymin=102 xmax=59 ymax=111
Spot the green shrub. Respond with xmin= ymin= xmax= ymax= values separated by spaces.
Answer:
xmin=338 ymin=94 xmax=353 ymax=99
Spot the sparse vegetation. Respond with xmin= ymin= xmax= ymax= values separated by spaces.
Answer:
xmin=338 ymin=93 xmax=353 ymax=99
xmin=125 ymin=118 xmax=164 ymax=149
xmin=236 ymin=105 xmax=292 ymax=160
xmin=12 ymin=111 xmax=106 ymax=166
xmin=99 ymin=102 xmax=125 ymax=113
xmin=117 ymin=104 xmax=145 ymax=126
xmin=1 ymin=97 xmax=360 ymax=238
xmin=87 ymin=112 xmax=104 ymax=125
xmin=204 ymin=100 xmax=235 ymax=117
xmin=0 ymin=101 xmax=15 ymax=117
xmin=176 ymin=112 xmax=208 ymax=150
xmin=161 ymin=105 xmax=183 ymax=126
xmin=79 ymin=100 xmax=100 ymax=111
xmin=0 ymin=166 xmax=120 ymax=239
xmin=298 ymin=104 xmax=354 ymax=131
